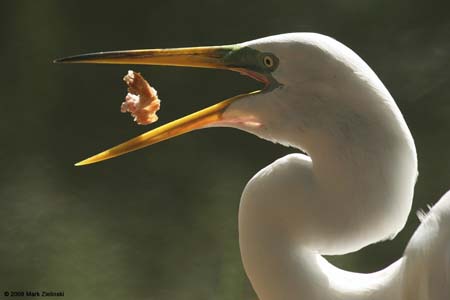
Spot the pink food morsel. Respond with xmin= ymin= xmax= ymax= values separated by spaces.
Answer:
xmin=121 ymin=70 xmax=161 ymax=125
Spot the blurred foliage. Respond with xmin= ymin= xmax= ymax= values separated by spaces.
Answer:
xmin=0 ymin=0 xmax=449 ymax=299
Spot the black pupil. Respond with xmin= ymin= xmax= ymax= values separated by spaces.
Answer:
xmin=265 ymin=57 xmax=272 ymax=66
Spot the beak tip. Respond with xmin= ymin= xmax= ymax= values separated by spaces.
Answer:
xmin=54 ymin=57 xmax=73 ymax=64
xmin=74 ymin=159 xmax=89 ymax=167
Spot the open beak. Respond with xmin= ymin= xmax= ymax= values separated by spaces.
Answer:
xmin=55 ymin=45 xmax=268 ymax=166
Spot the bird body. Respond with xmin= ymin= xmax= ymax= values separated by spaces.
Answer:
xmin=57 ymin=33 xmax=450 ymax=300
xmin=233 ymin=34 xmax=448 ymax=300
xmin=403 ymin=191 xmax=450 ymax=300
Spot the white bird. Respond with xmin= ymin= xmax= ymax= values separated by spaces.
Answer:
xmin=56 ymin=33 xmax=450 ymax=300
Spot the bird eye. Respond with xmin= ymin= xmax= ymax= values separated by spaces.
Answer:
xmin=263 ymin=55 xmax=274 ymax=68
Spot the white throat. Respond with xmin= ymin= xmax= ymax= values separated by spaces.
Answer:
xmin=234 ymin=66 xmax=417 ymax=300
xmin=219 ymin=33 xmax=419 ymax=300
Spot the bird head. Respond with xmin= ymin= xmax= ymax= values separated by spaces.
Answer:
xmin=55 ymin=33 xmax=411 ymax=167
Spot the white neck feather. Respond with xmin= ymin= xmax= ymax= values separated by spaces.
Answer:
xmin=236 ymin=85 xmax=417 ymax=299
xmin=222 ymin=33 xmax=419 ymax=300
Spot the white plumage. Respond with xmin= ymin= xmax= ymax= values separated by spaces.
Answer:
xmin=222 ymin=33 xmax=449 ymax=299
xmin=58 ymin=33 xmax=450 ymax=300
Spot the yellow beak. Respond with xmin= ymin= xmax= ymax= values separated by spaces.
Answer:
xmin=74 ymin=93 xmax=253 ymax=166
xmin=54 ymin=46 xmax=236 ymax=69
xmin=55 ymin=46 xmax=264 ymax=166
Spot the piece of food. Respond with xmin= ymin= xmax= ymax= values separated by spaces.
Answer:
xmin=121 ymin=70 xmax=161 ymax=125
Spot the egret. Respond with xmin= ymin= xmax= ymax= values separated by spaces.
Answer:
xmin=55 ymin=33 xmax=450 ymax=300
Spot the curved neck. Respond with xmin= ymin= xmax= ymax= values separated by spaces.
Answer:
xmin=308 ymin=120 xmax=416 ymax=254
xmin=239 ymin=224 xmax=324 ymax=299
xmin=237 ymin=98 xmax=417 ymax=299
xmin=239 ymin=223 xmax=405 ymax=300
xmin=235 ymin=75 xmax=417 ymax=299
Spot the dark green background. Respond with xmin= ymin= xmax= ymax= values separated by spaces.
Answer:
xmin=1 ymin=1 xmax=449 ymax=299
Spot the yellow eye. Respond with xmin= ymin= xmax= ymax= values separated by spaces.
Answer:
xmin=263 ymin=55 xmax=274 ymax=68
